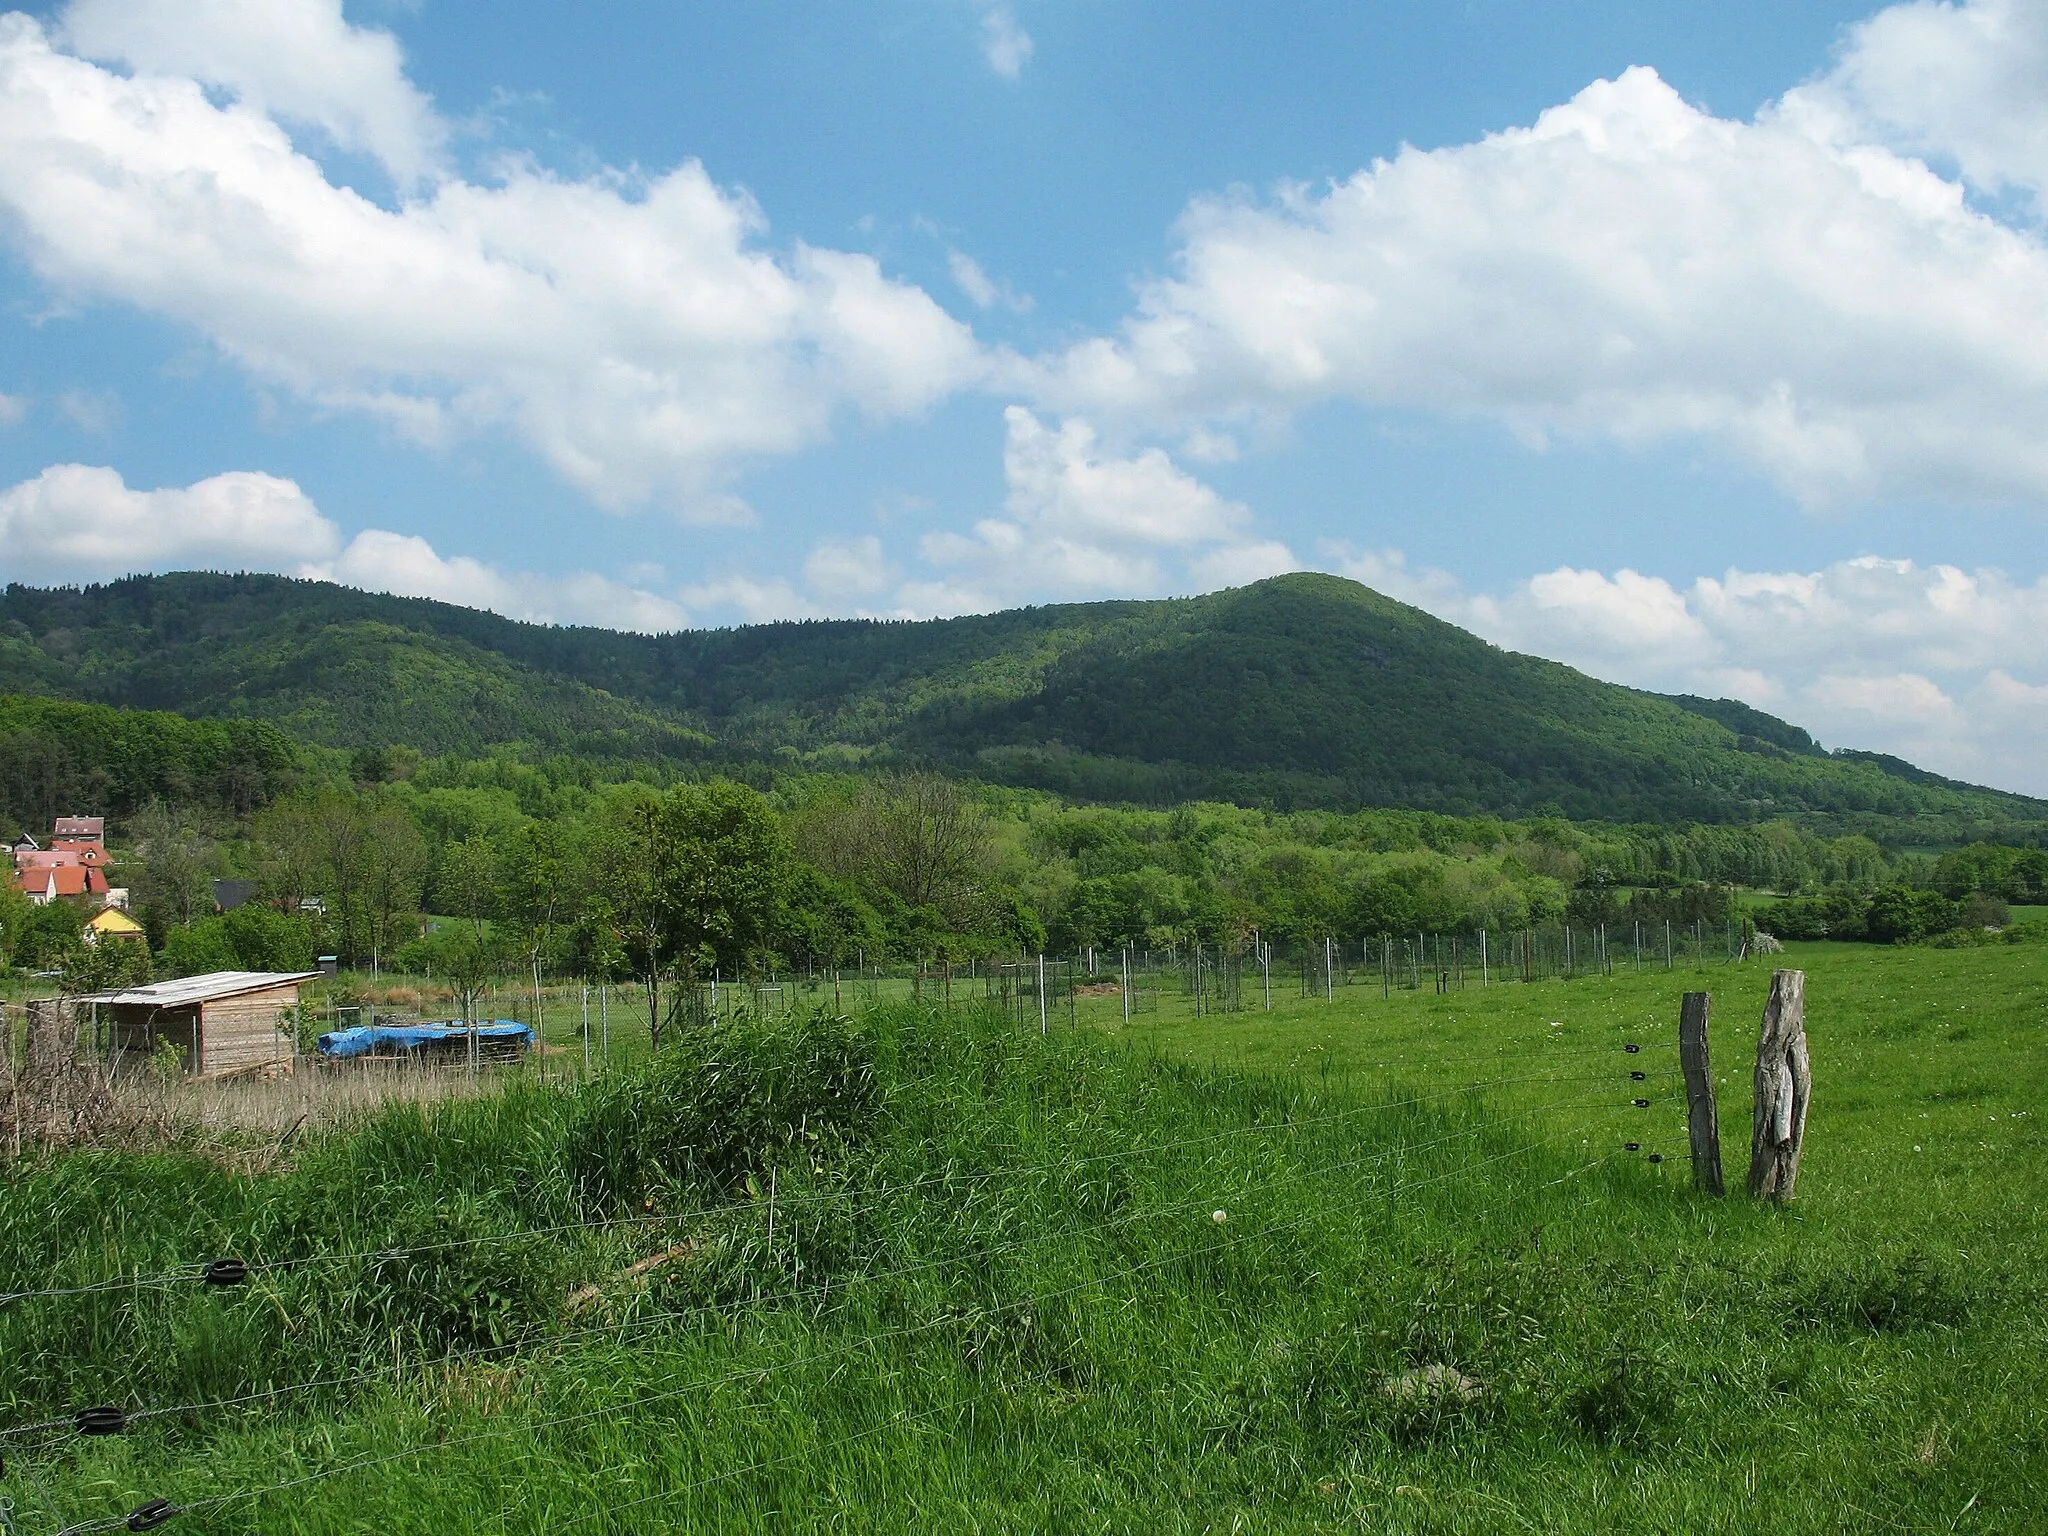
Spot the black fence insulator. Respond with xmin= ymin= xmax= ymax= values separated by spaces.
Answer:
xmin=1624 ymin=1142 xmax=1640 ymax=1152
xmin=126 ymin=1497 xmax=176 ymax=1531
xmin=201 ymin=1259 xmax=249 ymax=1288
xmin=1623 ymin=1044 xmax=1641 ymax=1054
xmin=76 ymin=1406 xmax=126 ymax=1436
xmin=1647 ymin=1154 xmax=1665 ymax=1165
xmin=1630 ymin=1070 xmax=1647 ymax=1081
xmin=1631 ymin=1098 xmax=1650 ymax=1109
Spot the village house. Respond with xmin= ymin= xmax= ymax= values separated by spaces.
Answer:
xmin=84 ymin=906 xmax=146 ymax=945
xmin=11 ymin=814 xmax=113 ymax=906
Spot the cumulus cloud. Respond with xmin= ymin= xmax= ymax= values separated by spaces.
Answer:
xmin=0 ymin=462 xmax=338 ymax=582
xmin=804 ymin=535 xmax=890 ymax=600
xmin=679 ymin=574 xmax=817 ymax=625
xmin=978 ymin=4 xmax=1033 ymax=79
xmin=908 ymin=406 xmax=1294 ymax=613
xmin=0 ymin=12 xmax=983 ymax=512
xmin=947 ymin=250 xmax=1032 ymax=313
xmin=58 ymin=0 xmax=445 ymax=186
xmin=1322 ymin=544 xmax=1466 ymax=611
xmin=0 ymin=463 xmax=689 ymax=631
xmin=1033 ymin=53 xmax=2048 ymax=508
xmin=325 ymin=528 xmax=690 ymax=632
xmin=1796 ymin=0 xmax=2048 ymax=207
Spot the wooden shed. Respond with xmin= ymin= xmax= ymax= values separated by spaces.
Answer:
xmin=80 ymin=971 xmax=317 ymax=1077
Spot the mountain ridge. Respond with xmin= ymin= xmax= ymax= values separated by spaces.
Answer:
xmin=0 ymin=570 xmax=2037 ymax=829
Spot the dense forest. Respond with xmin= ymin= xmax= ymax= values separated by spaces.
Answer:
xmin=5 ymin=571 xmax=2044 ymax=832
xmin=3 ymin=724 xmax=2034 ymax=1008
xmin=3 ymin=570 xmax=2042 ymax=1004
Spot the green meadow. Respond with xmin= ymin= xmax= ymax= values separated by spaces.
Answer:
xmin=2 ymin=940 xmax=2043 ymax=1534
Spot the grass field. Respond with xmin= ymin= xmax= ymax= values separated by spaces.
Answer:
xmin=1 ymin=941 xmax=2042 ymax=1533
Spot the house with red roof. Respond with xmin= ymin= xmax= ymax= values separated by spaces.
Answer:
xmin=12 ymin=817 xmax=114 ymax=906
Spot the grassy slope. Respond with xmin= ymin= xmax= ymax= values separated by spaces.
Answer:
xmin=4 ymin=943 xmax=2042 ymax=1533
xmin=4 ymin=571 xmax=2043 ymax=826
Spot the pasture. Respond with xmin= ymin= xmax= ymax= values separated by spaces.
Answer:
xmin=1 ymin=940 xmax=2042 ymax=1533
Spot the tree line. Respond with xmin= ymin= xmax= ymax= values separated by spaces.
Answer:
xmin=4 ymin=742 xmax=2038 ymax=1008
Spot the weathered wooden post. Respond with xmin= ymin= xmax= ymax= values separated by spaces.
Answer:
xmin=1747 ymin=970 xmax=1810 ymax=1202
xmin=1678 ymin=992 xmax=1724 ymax=1196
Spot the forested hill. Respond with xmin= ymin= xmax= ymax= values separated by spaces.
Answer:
xmin=1 ymin=570 xmax=2040 ymax=828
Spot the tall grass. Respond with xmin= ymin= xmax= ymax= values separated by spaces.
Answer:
xmin=2 ymin=954 xmax=2043 ymax=1533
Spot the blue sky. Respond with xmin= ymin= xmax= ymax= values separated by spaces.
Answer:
xmin=1 ymin=0 xmax=2046 ymax=790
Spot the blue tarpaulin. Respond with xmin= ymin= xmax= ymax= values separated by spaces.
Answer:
xmin=316 ymin=1020 xmax=533 ymax=1059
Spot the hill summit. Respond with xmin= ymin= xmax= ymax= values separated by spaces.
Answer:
xmin=0 ymin=570 xmax=2037 ymax=828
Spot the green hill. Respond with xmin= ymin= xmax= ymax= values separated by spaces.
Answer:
xmin=1 ymin=570 xmax=2039 ymax=829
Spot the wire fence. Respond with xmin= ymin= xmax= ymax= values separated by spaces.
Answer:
xmin=0 ymin=921 xmax=1756 ymax=1122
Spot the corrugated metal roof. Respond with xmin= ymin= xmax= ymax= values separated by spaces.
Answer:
xmin=76 ymin=971 xmax=319 ymax=1007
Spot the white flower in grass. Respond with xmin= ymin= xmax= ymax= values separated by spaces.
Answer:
xmin=1212 ymin=1209 xmax=1229 ymax=1224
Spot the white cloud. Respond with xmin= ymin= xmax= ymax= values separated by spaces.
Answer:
xmin=1032 ymin=58 xmax=2048 ymax=508
xmin=0 ymin=392 xmax=25 ymax=425
xmin=0 ymin=463 xmax=689 ymax=631
xmin=1322 ymin=543 xmax=1466 ymax=611
xmin=1355 ymin=550 xmax=2048 ymax=794
xmin=804 ymin=535 xmax=890 ymax=600
xmin=0 ymin=13 xmax=984 ymax=512
xmin=1187 ymin=539 xmax=1298 ymax=590
xmin=56 ymin=387 xmax=117 ymax=434
xmin=324 ymin=528 xmax=690 ymax=632
xmin=1000 ymin=407 xmax=1248 ymax=548
xmin=1807 ymin=670 xmax=1957 ymax=724
xmin=1796 ymin=0 xmax=2048 ymax=207
xmin=905 ymin=407 xmax=1294 ymax=614
xmin=680 ymin=574 xmax=817 ymax=625
xmin=979 ymin=4 xmax=1033 ymax=79
xmin=0 ymin=462 xmax=337 ymax=582
xmin=947 ymin=250 xmax=1032 ymax=313
xmin=58 ymin=0 xmax=445 ymax=186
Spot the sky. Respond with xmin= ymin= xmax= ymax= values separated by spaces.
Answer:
xmin=1 ymin=0 xmax=2046 ymax=791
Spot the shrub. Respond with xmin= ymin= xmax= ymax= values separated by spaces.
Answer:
xmin=159 ymin=906 xmax=316 ymax=976
xmin=1864 ymin=886 xmax=1961 ymax=944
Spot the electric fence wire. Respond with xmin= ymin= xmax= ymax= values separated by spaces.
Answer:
xmin=0 ymin=1048 xmax=1675 ymax=1310
xmin=40 ymin=1098 xmax=1673 ymax=1535
xmin=1 ymin=1078 xmax=1680 ymax=1448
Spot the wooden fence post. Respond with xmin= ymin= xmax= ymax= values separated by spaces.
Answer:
xmin=1747 ymin=970 xmax=1810 ymax=1202
xmin=1678 ymin=992 xmax=1724 ymax=1196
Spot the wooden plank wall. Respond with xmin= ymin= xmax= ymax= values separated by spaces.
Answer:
xmin=199 ymin=986 xmax=298 ymax=1073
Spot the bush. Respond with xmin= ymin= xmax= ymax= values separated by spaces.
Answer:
xmin=159 ymin=919 xmax=238 ymax=976
xmin=1761 ymin=885 xmax=1967 ymax=944
xmin=1960 ymin=891 xmax=2012 ymax=929
xmin=159 ymin=906 xmax=316 ymax=976
xmin=567 ymin=1006 xmax=881 ymax=1214
xmin=1864 ymin=885 xmax=1961 ymax=944
xmin=11 ymin=898 xmax=85 ymax=969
